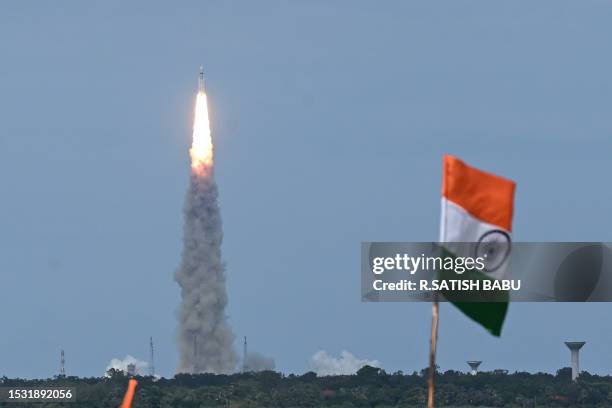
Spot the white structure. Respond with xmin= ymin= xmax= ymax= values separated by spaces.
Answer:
xmin=466 ymin=361 xmax=482 ymax=375
xmin=126 ymin=363 xmax=136 ymax=377
xmin=565 ymin=342 xmax=585 ymax=381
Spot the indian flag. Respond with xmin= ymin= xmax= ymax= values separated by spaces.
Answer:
xmin=439 ymin=154 xmax=516 ymax=336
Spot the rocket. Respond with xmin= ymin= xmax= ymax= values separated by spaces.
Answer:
xmin=198 ymin=66 xmax=205 ymax=92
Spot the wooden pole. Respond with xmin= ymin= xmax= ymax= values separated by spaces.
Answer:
xmin=427 ymin=294 xmax=440 ymax=408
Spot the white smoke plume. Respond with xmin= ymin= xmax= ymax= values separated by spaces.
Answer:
xmin=174 ymin=90 xmax=237 ymax=374
xmin=105 ymin=355 xmax=148 ymax=376
xmin=244 ymin=352 xmax=276 ymax=372
xmin=310 ymin=350 xmax=381 ymax=376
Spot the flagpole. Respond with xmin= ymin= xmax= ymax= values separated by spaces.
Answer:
xmin=427 ymin=293 xmax=439 ymax=408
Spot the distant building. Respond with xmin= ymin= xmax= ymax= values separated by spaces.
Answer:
xmin=493 ymin=369 xmax=508 ymax=375
xmin=565 ymin=341 xmax=586 ymax=381
xmin=127 ymin=363 xmax=136 ymax=377
xmin=466 ymin=361 xmax=482 ymax=375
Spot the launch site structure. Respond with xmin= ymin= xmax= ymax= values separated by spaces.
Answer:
xmin=467 ymin=361 xmax=482 ymax=375
xmin=565 ymin=341 xmax=585 ymax=381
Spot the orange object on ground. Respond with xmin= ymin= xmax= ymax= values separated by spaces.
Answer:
xmin=119 ymin=378 xmax=138 ymax=408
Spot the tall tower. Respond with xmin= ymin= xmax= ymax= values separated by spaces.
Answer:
xmin=60 ymin=350 xmax=65 ymax=377
xmin=466 ymin=361 xmax=482 ymax=375
xmin=149 ymin=336 xmax=155 ymax=377
xmin=193 ymin=335 xmax=198 ymax=373
xmin=243 ymin=336 xmax=248 ymax=372
xmin=565 ymin=342 xmax=586 ymax=381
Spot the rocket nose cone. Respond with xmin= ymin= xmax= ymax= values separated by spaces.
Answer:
xmin=198 ymin=66 xmax=205 ymax=92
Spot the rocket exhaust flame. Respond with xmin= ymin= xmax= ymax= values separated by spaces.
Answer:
xmin=189 ymin=91 xmax=214 ymax=175
xmin=174 ymin=70 xmax=237 ymax=374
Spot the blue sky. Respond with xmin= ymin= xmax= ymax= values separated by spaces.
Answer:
xmin=1 ymin=0 xmax=612 ymax=378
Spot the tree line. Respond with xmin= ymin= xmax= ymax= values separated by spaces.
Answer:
xmin=1 ymin=365 xmax=611 ymax=407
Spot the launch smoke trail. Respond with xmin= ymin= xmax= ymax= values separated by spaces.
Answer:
xmin=174 ymin=71 xmax=237 ymax=374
